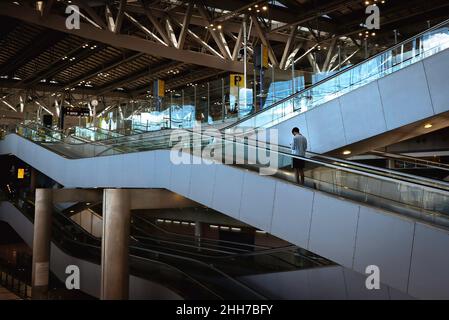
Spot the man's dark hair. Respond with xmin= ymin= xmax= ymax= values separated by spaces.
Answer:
xmin=292 ymin=127 xmax=300 ymax=134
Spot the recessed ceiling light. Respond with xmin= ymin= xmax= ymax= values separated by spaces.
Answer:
xmin=343 ymin=150 xmax=352 ymax=155
xmin=424 ymin=123 xmax=433 ymax=129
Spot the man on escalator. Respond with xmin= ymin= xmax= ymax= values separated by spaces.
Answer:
xmin=291 ymin=127 xmax=307 ymax=185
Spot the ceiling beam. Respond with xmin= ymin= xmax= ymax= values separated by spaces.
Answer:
xmin=22 ymin=44 xmax=107 ymax=87
xmin=0 ymin=30 xmax=66 ymax=76
xmin=96 ymin=61 xmax=183 ymax=96
xmin=125 ymin=4 xmax=304 ymax=43
xmin=73 ymin=0 xmax=107 ymax=29
xmin=0 ymin=2 xmax=247 ymax=73
xmin=0 ymin=79 xmax=127 ymax=98
xmin=177 ymin=2 xmax=193 ymax=49
xmin=279 ymin=26 xmax=297 ymax=70
xmin=251 ymin=14 xmax=279 ymax=66
xmin=139 ymin=0 xmax=172 ymax=45
xmin=114 ymin=0 xmax=127 ymax=34
xmin=196 ymin=3 xmax=232 ymax=60
xmin=65 ymin=52 xmax=145 ymax=89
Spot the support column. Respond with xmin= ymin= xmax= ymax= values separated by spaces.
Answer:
xmin=195 ymin=221 xmax=203 ymax=249
xmin=387 ymin=159 xmax=395 ymax=169
xmin=31 ymin=188 xmax=53 ymax=300
xmin=101 ymin=189 xmax=131 ymax=300
xmin=29 ymin=168 xmax=36 ymax=196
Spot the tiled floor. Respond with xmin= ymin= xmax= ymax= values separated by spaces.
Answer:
xmin=0 ymin=285 xmax=21 ymax=300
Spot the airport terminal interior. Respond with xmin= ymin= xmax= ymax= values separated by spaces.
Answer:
xmin=0 ymin=0 xmax=449 ymax=301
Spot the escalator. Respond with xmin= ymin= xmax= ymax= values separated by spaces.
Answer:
xmin=2 ymin=188 xmax=335 ymax=299
xmin=220 ymin=19 xmax=449 ymax=154
xmin=360 ymin=150 xmax=449 ymax=181
xmin=5 ymin=117 xmax=449 ymax=298
xmin=62 ymin=202 xmax=332 ymax=278
xmin=6 ymin=122 xmax=449 ymax=227
xmin=3 ymin=194 xmax=269 ymax=300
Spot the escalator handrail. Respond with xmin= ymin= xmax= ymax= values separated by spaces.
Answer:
xmin=221 ymin=17 xmax=449 ymax=131
xmin=11 ymin=127 xmax=449 ymax=196
xmin=4 ymin=198 xmax=226 ymax=299
xmin=290 ymin=148 xmax=449 ymax=191
xmin=133 ymin=214 xmax=272 ymax=250
xmin=369 ymin=150 xmax=449 ymax=171
xmin=16 ymin=197 xmax=267 ymax=299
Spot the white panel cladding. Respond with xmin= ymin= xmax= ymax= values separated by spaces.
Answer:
xmin=272 ymin=112 xmax=310 ymax=150
xmin=304 ymin=99 xmax=347 ymax=153
xmin=188 ymin=161 xmax=218 ymax=207
xmin=353 ymin=206 xmax=415 ymax=292
xmin=408 ymin=222 xmax=449 ymax=299
xmin=211 ymin=164 xmax=245 ymax=220
xmin=239 ymin=171 xmax=277 ymax=232
xmin=169 ymin=159 xmax=193 ymax=197
xmin=271 ymin=180 xmax=314 ymax=248
xmin=153 ymin=150 xmax=172 ymax=188
xmin=119 ymin=152 xmax=144 ymax=188
xmin=89 ymin=155 xmax=110 ymax=188
xmin=308 ymin=192 xmax=360 ymax=267
xmin=422 ymin=48 xmax=449 ymax=114
xmin=378 ymin=62 xmax=434 ymax=130
xmin=339 ymin=81 xmax=387 ymax=144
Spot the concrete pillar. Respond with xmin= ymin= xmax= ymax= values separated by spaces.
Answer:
xmin=194 ymin=221 xmax=202 ymax=238
xmin=31 ymin=189 xmax=53 ymax=300
xmin=195 ymin=221 xmax=202 ymax=249
xmin=387 ymin=159 xmax=395 ymax=169
xmin=101 ymin=189 xmax=131 ymax=300
xmin=29 ymin=168 xmax=36 ymax=195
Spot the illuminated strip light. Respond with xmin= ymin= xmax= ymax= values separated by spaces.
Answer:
xmin=231 ymin=227 xmax=241 ymax=232
xmin=210 ymin=225 xmax=219 ymax=229
xmin=35 ymin=101 xmax=54 ymax=116
xmin=55 ymin=100 xmax=60 ymax=117
xmin=256 ymin=230 xmax=267 ymax=234
xmin=1 ymin=100 xmax=17 ymax=112
xmin=19 ymin=96 xmax=24 ymax=113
